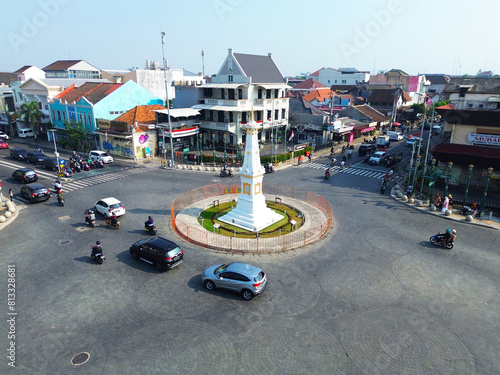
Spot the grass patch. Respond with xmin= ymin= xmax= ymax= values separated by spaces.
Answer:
xmin=198 ymin=201 xmax=303 ymax=238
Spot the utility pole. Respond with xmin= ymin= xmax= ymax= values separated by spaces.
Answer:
xmin=201 ymin=49 xmax=205 ymax=78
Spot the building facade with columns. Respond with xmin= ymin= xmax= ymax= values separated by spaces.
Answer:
xmin=192 ymin=49 xmax=290 ymax=157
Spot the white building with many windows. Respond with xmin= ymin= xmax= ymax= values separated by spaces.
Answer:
xmin=308 ymin=67 xmax=370 ymax=87
xmin=193 ymin=48 xmax=290 ymax=155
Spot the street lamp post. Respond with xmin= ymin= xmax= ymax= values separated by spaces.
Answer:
xmin=462 ymin=164 xmax=474 ymax=208
xmin=223 ymin=133 xmax=227 ymax=165
xmin=49 ymin=129 xmax=60 ymax=176
xmin=481 ymin=167 xmax=494 ymax=215
xmin=161 ymin=31 xmax=175 ymax=167
xmin=199 ymin=133 xmax=203 ymax=165
xmin=212 ymin=133 xmax=215 ymax=166
xmin=444 ymin=161 xmax=453 ymax=197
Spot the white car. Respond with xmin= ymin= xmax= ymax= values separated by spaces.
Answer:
xmin=406 ymin=137 xmax=422 ymax=147
xmin=89 ymin=150 xmax=113 ymax=164
xmin=369 ymin=151 xmax=387 ymax=165
xmin=94 ymin=197 xmax=125 ymax=218
xmin=0 ymin=131 xmax=9 ymax=140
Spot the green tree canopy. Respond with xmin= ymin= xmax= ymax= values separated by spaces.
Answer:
xmin=19 ymin=100 xmax=43 ymax=134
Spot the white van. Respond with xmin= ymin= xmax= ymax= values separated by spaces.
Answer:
xmin=386 ymin=131 xmax=403 ymax=141
xmin=18 ymin=128 xmax=35 ymax=138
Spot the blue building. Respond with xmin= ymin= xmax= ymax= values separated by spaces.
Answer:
xmin=49 ymin=81 xmax=162 ymax=146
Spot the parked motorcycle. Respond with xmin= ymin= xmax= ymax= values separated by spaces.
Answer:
xmin=90 ymin=246 xmax=105 ymax=264
xmin=429 ymin=232 xmax=454 ymax=250
xmin=106 ymin=218 xmax=120 ymax=229
xmin=145 ymin=224 xmax=157 ymax=235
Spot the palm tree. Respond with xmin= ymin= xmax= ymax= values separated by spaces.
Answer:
xmin=19 ymin=100 xmax=43 ymax=135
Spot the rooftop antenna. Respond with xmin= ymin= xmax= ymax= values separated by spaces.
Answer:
xmin=201 ymin=49 xmax=205 ymax=78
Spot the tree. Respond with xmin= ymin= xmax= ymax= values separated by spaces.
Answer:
xmin=64 ymin=120 xmax=87 ymax=151
xmin=19 ymin=100 xmax=43 ymax=135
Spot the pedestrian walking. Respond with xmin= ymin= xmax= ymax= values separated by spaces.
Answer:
xmin=433 ymin=193 xmax=442 ymax=209
xmin=9 ymin=188 xmax=13 ymax=202
xmin=307 ymin=152 xmax=312 ymax=163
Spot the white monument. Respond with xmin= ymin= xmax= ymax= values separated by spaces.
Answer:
xmin=219 ymin=119 xmax=284 ymax=232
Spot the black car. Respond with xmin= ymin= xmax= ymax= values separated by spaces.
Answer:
xmin=12 ymin=168 xmax=38 ymax=184
xmin=43 ymin=157 xmax=63 ymax=171
xmin=20 ymin=183 xmax=50 ymax=203
xmin=26 ymin=151 xmax=47 ymax=165
xmin=130 ymin=237 xmax=184 ymax=272
xmin=10 ymin=147 xmax=28 ymax=161
xmin=358 ymin=143 xmax=377 ymax=156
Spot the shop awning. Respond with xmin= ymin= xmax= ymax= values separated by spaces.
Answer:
xmin=430 ymin=143 xmax=500 ymax=169
xmin=392 ymin=122 xmax=401 ymax=126
xmin=154 ymin=108 xmax=200 ymax=118
xmin=361 ymin=126 xmax=376 ymax=133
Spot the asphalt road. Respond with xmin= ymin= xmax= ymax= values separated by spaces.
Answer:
xmin=0 ymin=142 xmax=499 ymax=374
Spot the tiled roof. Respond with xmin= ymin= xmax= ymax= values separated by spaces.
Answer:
xmin=13 ymin=65 xmax=34 ymax=74
xmin=57 ymin=82 xmax=122 ymax=104
xmin=292 ymin=78 xmax=327 ymax=90
xmin=352 ymin=104 xmax=390 ymax=122
xmin=0 ymin=72 xmax=16 ymax=85
xmin=302 ymin=88 xmax=333 ymax=103
xmin=233 ymin=53 xmax=285 ymax=83
xmin=43 ymin=60 xmax=86 ymax=71
xmin=114 ymin=104 xmax=166 ymax=125
xmin=309 ymin=69 xmax=321 ymax=76
xmin=444 ymin=77 xmax=500 ymax=93
xmin=289 ymin=97 xmax=325 ymax=116
xmin=424 ymin=74 xmax=450 ymax=85
xmin=385 ymin=69 xmax=409 ymax=76
xmin=368 ymin=89 xmax=411 ymax=103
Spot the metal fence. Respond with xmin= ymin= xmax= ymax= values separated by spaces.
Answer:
xmin=171 ymin=183 xmax=332 ymax=253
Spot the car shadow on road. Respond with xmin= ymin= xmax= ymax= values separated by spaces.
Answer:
xmin=115 ymin=249 xmax=162 ymax=274
xmin=188 ymin=274 xmax=249 ymax=301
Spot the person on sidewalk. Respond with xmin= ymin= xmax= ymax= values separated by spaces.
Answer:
xmin=441 ymin=195 xmax=449 ymax=212
xmin=9 ymin=188 xmax=13 ymax=202
xmin=307 ymin=152 xmax=312 ymax=163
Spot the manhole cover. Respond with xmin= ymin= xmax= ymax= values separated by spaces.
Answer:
xmin=58 ymin=215 xmax=71 ymax=221
xmin=59 ymin=240 xmax=71 ymax=246
xmin=71 ymin=352 xmax=90 ymax=366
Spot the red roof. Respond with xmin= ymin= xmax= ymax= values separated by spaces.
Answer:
xmin=436 ymin=103 xmax=456 ymax=110
xmin=430 ymin=143 xmax=500 ymax=169
xmin=57 ymin=82 xmax=122 ymax=104
xmin=114 ymin=104 xmax=166 ymax=126
xmin=292 ymin=78 xmax=327 ymax=90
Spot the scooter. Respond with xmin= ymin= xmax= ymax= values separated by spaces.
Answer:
xmin=53 ymin=182 xmax=63 ymax=194
xmin=106 ymin=218 xmax=120 ymax=229
xmin=57 ymin=194 xmax=65 ymax=207
xmin=220 ymin=169 xmax=233 ymax=177
xmin=85 ymin=212 xmax=96 ymax=228
xmin=380 ymin=180 xmax=388 ymax=194
xmin=145 ymin=224 xmax=157 ymax=235
xmin=325 ymin=169 xmax=330 ymax=179
xmin=90 ymin=247 xmax=105 ymax=264
xmin=429 ymin=232 xmax=454 ymax=250
xmin=264 ymin=162 xmax=274 ymax=173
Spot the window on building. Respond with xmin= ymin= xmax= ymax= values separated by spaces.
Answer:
xmin=238 ymin=89 xmax=243 ymax=99
xmin=266 ymin=89 xmax=271 ymax=99
xmin=218 ymin=111 xmax=224 ymax=122
xmin=88 ymin=113 xmax=91 ymax=124
xmin=274 ymin=89 xmax=279 ymax=98
xmin=38 ymin=102 xmax=42 ymax=109
xmin=52 ymin=110 xmax=56 ymax=120
xmin=267 ymin=110 xmax=272 ymax=121
xmin=335 ymin=80 xmax=337 ymax=84
xmin=229 ymin=112 xmax=233 ymax=122
xmin=256 ymin=111 xmax=262 ymax=121
xmin=258 ymin=89 xmax=263 ymax=99
xmin=282 ymin=108 xmax=286 ymax=119
xmin=228 ymin=75 xmax=233 ymax=82
xmin=63 ymin=112 xmax=66 ymax=121
xmin=328 ymin=80 xmax=330 ymax=84
xmin=57 ymin=111 xmax=61 ymax=121
xmin=342 ymin=80 xmax=346 ymax=84
xmin=83 ymin=114 xmax=87 ymax=125
xmin=228 ymin=89 xmax=235 ymax=100
xmin=275 ymin=109 xmax=279 ymax=120
xmin=221 ymin=89 xmax=225 ymax=99
xmin=45 ymin=105 xmax=49 ymax=110
xmin=242 ymin=112 xmax=247 ymax=123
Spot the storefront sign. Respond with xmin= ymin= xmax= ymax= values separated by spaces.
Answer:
xmin=468 ymin=133 xmax=500 ymax=145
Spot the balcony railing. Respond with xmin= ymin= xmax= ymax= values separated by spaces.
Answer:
xmin=200 ymin=121 xmax=237 ymax=132
xmin=204 ymin=99 xmax=248 ymax=107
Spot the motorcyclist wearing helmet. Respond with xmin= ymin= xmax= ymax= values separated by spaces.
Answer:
xmin=145 ymin=216 xmax=154 ymax=229
xmin=440 ymin=228 xmax=452 ymax=243
xmin=92 ymin=241 xmax=102 ymax=257
xmin=446 ymin=229 xmax=457 ymax=244
xmin=109 ymin=213 xmax=118 ymax=226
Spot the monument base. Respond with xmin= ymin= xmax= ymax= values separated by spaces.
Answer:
xmin=219 ymin=200 xmax=284 ymax=232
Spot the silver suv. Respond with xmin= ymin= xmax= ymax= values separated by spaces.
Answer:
xmin=202 ymin=262 xmax=268 ymax=300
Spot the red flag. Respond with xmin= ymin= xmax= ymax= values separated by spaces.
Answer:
xmin=288 ymin=130 xmax=294 ymax=142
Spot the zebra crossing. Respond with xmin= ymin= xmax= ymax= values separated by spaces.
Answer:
xmin=61 ymin=167 xmax=153 ymax=193
xmin=298 ymin=162 xmax=401 ymax=181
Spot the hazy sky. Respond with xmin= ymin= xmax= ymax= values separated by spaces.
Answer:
xmin=1 ymin=0 xmax=498 ymax=77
